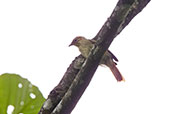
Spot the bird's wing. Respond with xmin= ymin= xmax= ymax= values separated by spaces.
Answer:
xmin=89 ymin=39 xmax=96 ymax=44
xmin=89 ymin=39 xmax=118 ymax=62
xmin=107 ymin=50 xmax=118 ymax=62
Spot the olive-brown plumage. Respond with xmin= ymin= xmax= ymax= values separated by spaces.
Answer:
xmin=69 ymin=36 xmax=124 ymax=82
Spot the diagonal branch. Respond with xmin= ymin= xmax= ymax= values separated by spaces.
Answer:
xmin=38 ymin=0 xmax=150 ymax=114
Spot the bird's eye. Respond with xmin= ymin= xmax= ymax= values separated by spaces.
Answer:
xmin=74 ymin=39 xmax=77 ymax=42
xmin=74 ymin=38 xmax=79 ymax=42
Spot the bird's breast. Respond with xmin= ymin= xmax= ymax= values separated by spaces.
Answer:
xmin=79 ymin=47 xmax=91 ymax=58
xmin=78 ymin=43 xmax=93 ymax=58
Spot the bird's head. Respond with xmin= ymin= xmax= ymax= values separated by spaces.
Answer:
xmin=69 ymin=36 xmax=85 ymax=47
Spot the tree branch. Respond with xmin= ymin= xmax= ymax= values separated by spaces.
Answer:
xmin=38 ymin=0 xmax=150 ymax=114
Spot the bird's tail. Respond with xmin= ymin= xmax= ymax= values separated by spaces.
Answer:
xmin=108 ymin=61 xmax=125 ymax=82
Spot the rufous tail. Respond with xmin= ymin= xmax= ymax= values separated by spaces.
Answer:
xmin=109 ymin=62 xmax=125 ymax=82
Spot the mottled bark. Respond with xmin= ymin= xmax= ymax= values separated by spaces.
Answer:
xmin=38 ymin=0 xmax=150 ymax=114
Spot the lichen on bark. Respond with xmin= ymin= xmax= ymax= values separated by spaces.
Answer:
xmin=38 ymin=0 xmax=151 ymax=114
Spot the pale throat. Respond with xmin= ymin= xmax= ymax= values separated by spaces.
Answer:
xmin=78 ymin=40 xmax=93 ymax=58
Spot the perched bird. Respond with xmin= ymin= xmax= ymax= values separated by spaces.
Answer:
xmin=69 ymin=36 xmax=124 ymax=82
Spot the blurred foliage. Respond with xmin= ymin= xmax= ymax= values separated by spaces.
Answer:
xmin=0 ymin=73 xmax=45 ymax=114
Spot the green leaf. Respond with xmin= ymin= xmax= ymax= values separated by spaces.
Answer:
xmin=0 ymin=73 xmax=45 ymax=114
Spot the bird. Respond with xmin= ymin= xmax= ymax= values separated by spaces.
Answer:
xmin=69 ymin=36 xmax=124 ymax=82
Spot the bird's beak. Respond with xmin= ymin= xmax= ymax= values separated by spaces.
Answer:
xmin=69 ymin=41 xmax=74 ymax=47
